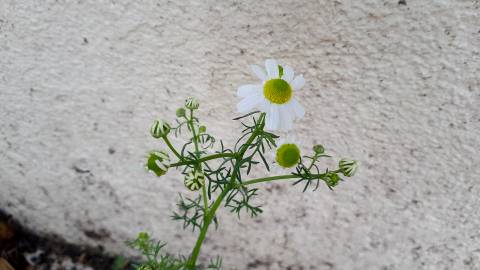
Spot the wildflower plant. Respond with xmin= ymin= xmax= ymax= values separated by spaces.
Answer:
xmin=133 ymin=59 xmax=358 ymax=269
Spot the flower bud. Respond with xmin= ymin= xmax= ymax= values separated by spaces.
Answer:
xmin=339 ymin=158 xmax=358 ymax=177
xmin=137 ymin=232 xmax=149 ymax=242
xmin=325 ymin=172 xmax=340 ymax=187
xmin=199 ymin=125 xmax=207 ymax=133
xmin=313 ymin=144 xmax=325 ymax=154
xmin=185 ymin=97 xmax=199 ymax=110
xmin=184 ymin=170 xmax=204 ymax=191
xmin=176 ymin=108 xmax=186 ymax=118
xmin=146 ymin=151 xmax=170 ymax=177
xmin=275 ymin=143 xmax=301 ymax=168
xmin=138 ymin=265 xmax=153 ymax=270
xmin=150 ymin=120 xmax=170 ymax=138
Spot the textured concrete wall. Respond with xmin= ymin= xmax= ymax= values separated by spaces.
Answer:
xmin=1 ymin=0 xmax=479 ymax=269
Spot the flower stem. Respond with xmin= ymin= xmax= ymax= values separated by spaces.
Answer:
xmin=162 ymin=135 xmax=182 ymax=161
xmin=241 ymin=174 xmax=298 ymax=186
xmin=187 ymin=109 xmax=209 ymax=214
xmin=238 ymin=113 xmax=266 ymax=157
xmin=168 ymin=152 xmax=236 ymax=167
xmin=186 ymin=186 xmax=230 ymax=269
xmin=240 ymin=169 xmax=342 ymax=187
xmin=186 ymin=113 xmax=266 ymax=269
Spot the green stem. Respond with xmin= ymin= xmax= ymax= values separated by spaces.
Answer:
xmin=162 ymin=135 xmax=182 ymax=161
xmin=186 ymin=186 xmax=230 ymax=269
xmin=169 ymin=152 xmax=236 ymax=167
xmin=240 ymin=169 xmax=342 ymax=187
xmin=187 ymin=109 xmax=209 ymax=214
xmin=188 ymin=109 xmax=200 ymax=158
xmin=238 ymin=113 xmax=266 ymax=158
xmin=186 ymin=113 xmax=266 ymax=269
xmin=307 ymin=155 xmax=318 ymax=171
xmin=241 ymin=174 xmax=298 ymax=186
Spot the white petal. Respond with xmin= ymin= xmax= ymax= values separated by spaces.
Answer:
xmin=155 ymin=160 xmax=167 ymax=171
xmin=280 ymin=105 xmax=293 ymax=131
xmin=291 ymin=75 xmax=305 ymax=90
xmin=285 ymin=106 xmax=294 ymax=130
xmin=282 ymin=65 xmax=294 ymax=82
xmin=237 ymin=95 xmax=262 ymax=113
xmin=277 ymin=106 xmax=285 ymax=131
xmin=251 ymin=65 xmax=267 ymax=81
xmin=266 ymin=105 xmax=280 ymax=130
xmin=265 ymin=59 xmax=279 ymax=79
xmin=291 ymin=99 xmax=305 ymax=119
xmin=258 ymin=98 xmax=269 ymax=112
xmin=237 ymin=84 xmax=261 ymax=97
xmin=278 ymin=106 xmax=293 ymax=131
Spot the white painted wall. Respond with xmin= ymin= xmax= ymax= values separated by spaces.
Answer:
xmin=1 ymin=1 xmax=479 ymax=269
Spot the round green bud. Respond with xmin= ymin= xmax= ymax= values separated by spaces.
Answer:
xmin=150 ymin=120 xmax=170 ymax=138
xmin=313 ymin=144 xmax=325 ymax=154
xmin=176 ymin=108 xmax=186 ymax=118
xmin=146 ymin=151 xmax=170 ymax=177
xmin=339 ymin=158 xmax=358 ymax=177
xmin=185 ymin=97 xmax=199 ymax=110
xmin=325 ymin=172 xmax=340 ymax=187
xmin=275 ymin=143 xmax=301 ymax=168
xmin=199 ymin=125 xmax=206 ymax=133
xmin=184 ymin=170 xmax=204 ymax=191
xmin=137 ymin=232 xmax=149 ymax=242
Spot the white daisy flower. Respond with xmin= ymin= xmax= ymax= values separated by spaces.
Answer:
xmin=236 ymin=59 xmax=305 ymax=131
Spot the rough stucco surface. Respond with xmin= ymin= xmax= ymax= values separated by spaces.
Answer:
xmin=1 ymin=0 xmax=480 ymax=269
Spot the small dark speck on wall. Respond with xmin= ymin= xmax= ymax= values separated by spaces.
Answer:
xmin=398 ymin=0 xmax=407 ymax=5
xmin=83 ymin=37 xmax=88 ymax=44
xmin=108 ymin=147 xmax=115 ymax=155
xmin=72 ymin=165 xmax=90 ymax=174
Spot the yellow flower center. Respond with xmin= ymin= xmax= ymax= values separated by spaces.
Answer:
xmin=276 ymin=143 xmax=301 ymax=168
xmin=263 ymin=79 xmax=292 ymax=104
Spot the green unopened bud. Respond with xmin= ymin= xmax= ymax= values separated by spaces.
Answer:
xmin=276 ymin=143 xmax=301 ymax=168
xmin=199 ymin=125 xmax=206 ymax=133
xmin=184 ymin=170 xmax=204 ymax=191
xmin=185 ymin=97 xmax=199 ymax=110
xmin=325 ymin=172 xmax=340 ymax=187
xmin=150 ymin=120 xmax=170 ymax=138
xmin=137 ymin=232 xmax=149 ymax=242
xmin=339 ymin=158 xmax=358 ymax=177
xmin=138 ymin=265 xmax=153 ymax=270
xmin=146 ymin=151 xmax=170 ymax=177
xmin=313 ymin=144 xmax=325 ymax=154
xmin=176 ymin=108 xmax=186 ymax=118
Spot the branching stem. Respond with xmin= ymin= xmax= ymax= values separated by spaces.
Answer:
xmin=239 ymin=169 xmax=341 ymax=187
xmin=187 ymin=109 xmax=209 ymax=217
xmin=186 ymin=113 xmax=266 ymax=269
xmin=169 ymin=152 xmax=236 ymax=168
xmin=185 ymin=186 xmax=230 ymax=269
xmin=162 ymin=135 xmax=182 ymax=161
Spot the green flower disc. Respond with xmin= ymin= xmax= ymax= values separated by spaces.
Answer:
xmin=275 ymin=143 xmax=301 ymax=168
